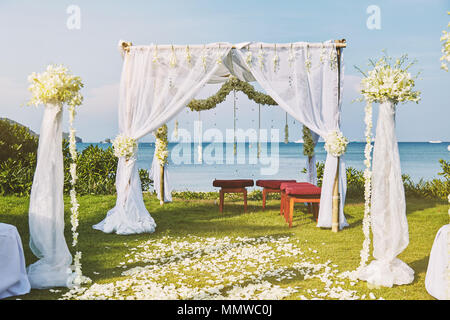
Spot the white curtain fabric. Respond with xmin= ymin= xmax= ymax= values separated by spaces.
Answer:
xmin=27 ymin=104 xmax=73 ymax=288
xmin=425 ymin=224 xmax=449 ymax=300
xmin=358 ymin=100 xmax=414 ymax=287
xmin=0 ymin=223 xmax=31 ymax=299
xmin=233 ymin=42 xmax=348 ymax=229
xmin=149 ymin=152 xmax=172 ymax=202
xmin=94 ymin=43 xmax=232 ymax=234
xmin=306 ymin=130 xmax=320 ymax=185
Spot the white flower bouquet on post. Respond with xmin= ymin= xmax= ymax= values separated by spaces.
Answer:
xmin=112 ymin=134 xmax=138 ymax=160
xmin=324 ymin=130 xmax=348 ymax=157
xmin=27 ymin=64 xmax=90 ymax=288
xmin=354 ymin=53 xmax=421 ymax=287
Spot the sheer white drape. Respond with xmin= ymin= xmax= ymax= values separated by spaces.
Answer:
xmin=27 ymin=104 xmax=73 ymax=288
xmin=94 ymin=43 xmax=232 ymax=234
xmin=358 ymin=100 xmax=414 ymax=287
xmin=233 ymin=42 xmax=348 ymax=229
xmin=149 ymin=152 xmax=172 ymax=202
xmin=306 ymin=130 xmax=320 ymax=185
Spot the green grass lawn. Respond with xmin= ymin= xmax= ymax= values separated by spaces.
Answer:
xmin=0 ymin=193 xmax=448 ymax=300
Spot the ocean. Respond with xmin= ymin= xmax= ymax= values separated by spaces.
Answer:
xmin=77 ymin=142 xmax=450 ymax=192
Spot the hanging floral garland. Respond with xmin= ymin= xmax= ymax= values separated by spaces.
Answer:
xmin=441 ymin=12 xmax=450 ymax=71
xmin=154 ymin=124 xmax=169 ymax=166
xmin=174 ymin=119 xmax=179 ymax=140
xmin=27 ymin=64 xmax=91 ymax=287
xmin=355 ymin=53 xmax=421 ymax=273
xmin=284 ymin=113 xmax=289 ymax=144
xmin=302 ymin=126 xmax=315 ymax=157
xmin=187 ymin=76 xmax=277 ymax=112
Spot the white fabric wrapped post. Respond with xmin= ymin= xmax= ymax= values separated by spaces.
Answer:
xmin=94 ymin=42 xmax=232 ymax=235
xmin=358 ymin=100 xmax=414 ymax=287
xmin=149 ymin=152 xmax=173 ymax=203
xmin=234 ymin=42 xmax=348 ymax=230
xmin=425 ymin=224 xmax=449 ymax=300
xmin=27 ymin=104 xmax=73 ymax=288
xmin=0 ymin=223 xmax=31 ymax=299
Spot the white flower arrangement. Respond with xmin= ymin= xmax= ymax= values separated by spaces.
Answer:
xmin=356 ymin=54 xmax=421 ymax=105
xmin=154 ymin=125 xmax=169 ymax=166
xmin=324 ymin=130 xmax=348 ymax=157
xmin=27 ymin=64 xmax=83 ymax=108
xmin=112 ymin=134 xmax=138 ymax=160
xmin=440 ymin=12 xmax=450 ymax=71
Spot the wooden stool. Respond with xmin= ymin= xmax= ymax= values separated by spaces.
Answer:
xmin=255 ymin=180 xmax=296 ymax=210
xmin=213 ymin=179 xmax=254 ymax=213
xmin=279 ymin=182 xmax=309 ymax=216
xmin=281 ymin=183 xmax=321 ymax=228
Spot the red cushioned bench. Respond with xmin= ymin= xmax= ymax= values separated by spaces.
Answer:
xmin=213 ymin=179 xmax=254 ymax=213
xmin=255 ymin=180 xmax=296 ymax=210
xmin=280 ymin=182 xmax=321 ymax=228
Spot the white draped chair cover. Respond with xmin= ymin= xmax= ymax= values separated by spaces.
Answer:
xmin=358 ymin=100 xmax=414 ymax=287
xmin=27 ymin=104 xmax=73 ymax=288
xmin=233 ymin=42 xmax=348 ymax=229
xmin=425 ymin=224 xmax=449 ymax=300
xmin=149 ymin=152 xmax=173 ymax=202
xmin=93 ymin=43 xmax=232 ymax=234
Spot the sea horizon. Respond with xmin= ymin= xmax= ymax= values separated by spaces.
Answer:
xmin=77 ymin=141 xmax=450 ymax=192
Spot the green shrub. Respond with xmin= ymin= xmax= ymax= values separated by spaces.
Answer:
xmin=308 ymin=159 xmax=449 ymax=201
xmin=0 ymin=117 xmax=152 ymax=195
xmin=0 ymin=119 xmax=38 ymax=164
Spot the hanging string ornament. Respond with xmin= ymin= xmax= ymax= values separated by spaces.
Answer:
xmin=257 ymin=104 xmax=261 ymax=158
xmin=302 ymin=125 xmax=315 ymax=157
xmin=284 ymin=112 xmax=289 ymax=144
xmin=233 ymin=89 xmax=237 ymax=155
xmin=174 ymin=119 xmax=179 ymax=140
xmin=197 ymin=111 xmax=202 ymax=163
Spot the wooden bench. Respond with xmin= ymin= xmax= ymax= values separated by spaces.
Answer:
xmin=212 ymin=179 xmax=254 ymax=213
xmin=255 ymin=180 xmax=296 ymax=210
xmin=280 ymin=182 xmax=321 ymax=228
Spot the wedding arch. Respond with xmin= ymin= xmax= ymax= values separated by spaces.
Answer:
xmin=93 ymin=40 xmax=349 ymax=235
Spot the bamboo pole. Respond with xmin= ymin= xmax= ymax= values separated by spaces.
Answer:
xmin=331 ymin=157 xmax=340 ymax=232
xmin=331 ymin=43 xmax=344 ymax=232
xmin=159 ymin=164 xmax=164 ymax=206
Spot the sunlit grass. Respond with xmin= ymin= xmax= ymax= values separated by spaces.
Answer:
xmin=0 ymin=193 xmax=447 ymax=300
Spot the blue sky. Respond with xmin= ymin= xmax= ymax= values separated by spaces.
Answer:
xmin=0 ymin=0 xmax=448 ymax=142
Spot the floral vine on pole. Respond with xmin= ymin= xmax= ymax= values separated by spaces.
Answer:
xmin=154 ymin=124 xmax=169 ymax=166
xmin=27 ymin=64 xmax=91 ymax=287
xmin=440 ymin=12 xmax=450 ymax=72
